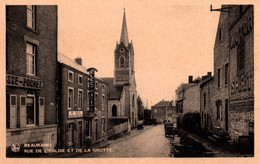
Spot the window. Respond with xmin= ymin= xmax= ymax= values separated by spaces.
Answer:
xmin=203 ymin=93 xmax=206 ymax=107
xmin=102 ymin=118 xmax=106 ymax=133
xmin=216 ymin=100 xmax=222 ymax=120
xmin=102 ymin=84 xmax=105 ymax=91
xmin=26 ymin=94 xmax=35 ymax=125
xmin=27 ymin=5 xmax=36 ymax=29
xmin=217 ymin=68 xmax=220 ymax=88
xmin=154 ymin=109 xmax=157 ymax=114
xmin=10 ymin=95 xmax=17 ymax=106
xmin=102 ymin=95 xmax=105 ymax=110
xmin=78 ymin=74 xmax=83 ymax=85
xmin=95 ymin=81 xmax=98 ymax=89
xmin=225 ymin=63 xmax=229 ymax=85
xmin=218 ymin=28 xmax=221 ymax=42
xmin=95 ymin=93 xmax=98 ymax=100
xmin=68 ymin=70 xmax=74 ymax=82
xmin=26 ymin=43 xmax=36 ymax=75
xmin=78 ymin=89 xmax=83 ymax=110
xmin=68 ymin=87 xmax=74 ymax=110
xmin=237 ymin=40 xmax=245 ymax=76
xmin=119 ymin=56 xmax=125 ymax=68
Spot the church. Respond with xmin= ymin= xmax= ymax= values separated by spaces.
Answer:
xmin=101 ymin=9 xmax=138 ymax=128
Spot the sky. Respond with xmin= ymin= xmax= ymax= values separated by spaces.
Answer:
xmin=58 ymin=1 xmax=221 ymax=108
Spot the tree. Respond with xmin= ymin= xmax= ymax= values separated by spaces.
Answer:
xmin=137 ymin=96 xmax=144 ymax=120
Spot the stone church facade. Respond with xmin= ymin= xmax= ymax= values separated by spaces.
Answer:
xmin=102 ymin=10 xmax=138 ymax=128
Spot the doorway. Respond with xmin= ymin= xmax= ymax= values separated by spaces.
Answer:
xmin=225 ymin=99 xmax=228 ymax=131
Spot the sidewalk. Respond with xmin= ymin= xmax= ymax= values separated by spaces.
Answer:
xmin=179 ymin=129 xmax=253 ymax=157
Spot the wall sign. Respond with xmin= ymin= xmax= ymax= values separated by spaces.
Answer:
xmin=87 ymin=67 xmax=98 ymax=113
xmin=68 ymin=111 xmax=83 ymax=118
xmin=6 ymin=74 xmax=42 ymax=89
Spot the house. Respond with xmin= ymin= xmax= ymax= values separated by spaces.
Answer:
xmin=151 ymin=100 xmax=174 ymax=123
xmin=57 ymin=53 xmax=108 ymax=148
xmin=6 ymin=5 xmax=58 ymax=152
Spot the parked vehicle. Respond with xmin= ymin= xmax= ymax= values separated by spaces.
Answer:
xmin=164 ymin=122 xmax=174 ymax=137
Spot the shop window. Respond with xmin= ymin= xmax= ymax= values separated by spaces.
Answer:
xmin=78 ymin=89 xmax=83 ymax=110
xmin=27 ymin=5 xmax=36 ymax=29
xmin=68 ymin=70 xmax=74 ymax=82
xmin=26 ymin=43 xmax=36 ymax=76
xmin=68 ymin=87 xmax=74 ymax=110
xmin=26 ymin=95 xmax=35 ymax=125
xmin=78 ymin=74 xmax=83 ymax=85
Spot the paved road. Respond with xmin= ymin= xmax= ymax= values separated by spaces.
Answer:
xmin=79 ymin=124 xmax=172 ymax=158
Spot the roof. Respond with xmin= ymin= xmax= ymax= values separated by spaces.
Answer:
xmin=120 ymin=9 xmax=129 ymax=47
xmin=58 ymin=52 xmax=88 ymax=74
xmin=152 ymin=100 xmax=172 ymax=108
xmin=101 ymin=78 xmax=123 ymax=100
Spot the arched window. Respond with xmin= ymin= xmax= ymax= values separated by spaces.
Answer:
xmin=112 ymin=104 xmax=117 ymax=117
xmin=119 ymin=56 xmax=125 ymax=68
xmin=132 ymin=94 xmax=135 ymax=108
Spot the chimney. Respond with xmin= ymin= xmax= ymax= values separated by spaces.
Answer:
xmin=207 ymin=72 xmax=212 ymax=77
xmin=188 ymin=76 xmax=193 ymax=83
xmin=75 ymin=57 xmax=82 ymax=65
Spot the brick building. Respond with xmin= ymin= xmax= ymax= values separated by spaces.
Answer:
xmin=210 ymin=5 xmax=254 ymax=142
xmin=151 ymin=100 xmax=174 ymax=123
xmin=57 ymin=53 xmax=108 ymax=148
xmin=228 ymin=5 xmax=254 ymax=141
xmin=6 ymin=5 xmax=58 ymax=151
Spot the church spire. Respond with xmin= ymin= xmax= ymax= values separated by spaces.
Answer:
xmin=120 ymin=8 xmax=129 ymax=47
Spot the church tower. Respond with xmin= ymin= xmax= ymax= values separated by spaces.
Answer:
xmin=114 ymin=9 xmax=135 ymax=86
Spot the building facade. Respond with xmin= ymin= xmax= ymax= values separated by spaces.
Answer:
xmin=6 ymin=5 xmax=58 ymax=151
xmin=209 ymin=5 xmax=254 ymax=142
xmin=175 ymin=76 xmax=202 ymax=115
xmin=57 ymin=53 xmax=108 ymax=148
xmin=228 ymin=5 xmax=254 ymax=141
xmin=151 ymin=100 xmax=174 ymax=123
xmin=199 ymin=73 xmax=213 ymax=130
xmin=102 ymin=10 xmax=138 ymax=128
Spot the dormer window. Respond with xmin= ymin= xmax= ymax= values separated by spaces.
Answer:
xmin=119 ymin=56 xmax=125 ymax=68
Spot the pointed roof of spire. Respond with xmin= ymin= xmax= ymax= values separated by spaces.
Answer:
xmin=120 ymin=8 xmax=129 ymax=47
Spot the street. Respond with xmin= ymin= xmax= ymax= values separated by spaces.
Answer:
xmin=79 ymin=124 xmax=172 ymax=158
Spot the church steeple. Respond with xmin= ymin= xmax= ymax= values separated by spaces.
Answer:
xmin=120 ymin=9 xmax=129 ymax=47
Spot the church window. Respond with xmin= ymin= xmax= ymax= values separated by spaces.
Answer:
xmin=119 ymin=56 xmax=125 ymax=68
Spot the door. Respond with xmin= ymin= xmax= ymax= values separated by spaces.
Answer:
xmin=225 ymin=99 xmax=228 ymax=131
xmin=78 ymin=122 xmax=82 ymax=147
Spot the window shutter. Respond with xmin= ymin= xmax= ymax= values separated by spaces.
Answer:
xmin=10 ymin=95 xmax=17 ymax=128
xmin=39 ymin=97 xmax=45 ymax=126
xmin=20 ymin=95 xmax=27 ymax=128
